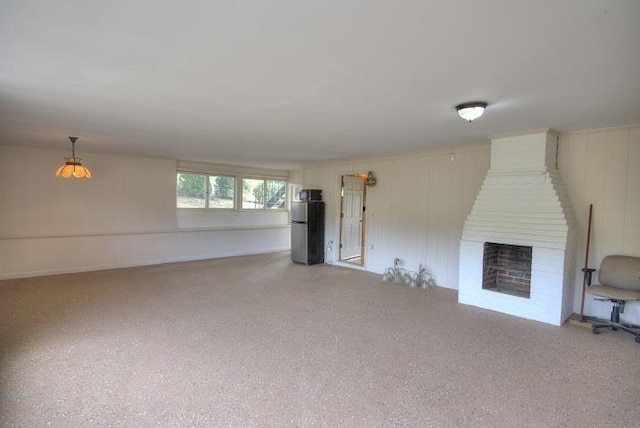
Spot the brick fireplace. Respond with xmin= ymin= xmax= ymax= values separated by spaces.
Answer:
xmin=458 ymin=130 xmax=577 ymax=326
xmin=482 ymin=243 xmax=532 ymax=298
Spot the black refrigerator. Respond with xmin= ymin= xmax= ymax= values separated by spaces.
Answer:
xmin=291 ymin=201 xmax=325 ymax=265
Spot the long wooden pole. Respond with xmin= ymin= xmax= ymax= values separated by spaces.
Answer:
xmin=579 ymin=204 xmax=593 ymax=322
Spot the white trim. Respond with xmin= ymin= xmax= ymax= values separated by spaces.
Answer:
xmin=0 ymin=224 xmax=289 ymax=241
xmin=303 ymin=142 xmax=490 ymax=169
xmin=488 ymin=128 xmax=556 ymax=140
xmin=0 ymin=248 xmax=290 ymax=280
xmin=177 ymin=160 xmax=288 ymax=178
xmin=334 ymin=170 xmax=368 ymax=269
xmin=332 ymin=260 xmax=366 ymax=271
xmin=558 ymin=123 xmax=640 ymax=136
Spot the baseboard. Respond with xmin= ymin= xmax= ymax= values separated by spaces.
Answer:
xmin=0 ymin=247 xmax=290 ymax=280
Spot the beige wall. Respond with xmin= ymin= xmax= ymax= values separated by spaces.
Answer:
xmin=1 ymin=146 xmax=177 ymax=237
xmin=302 ymin=144 xmax=490 ymax=288
xmin=2 ymin=124 xmax=638 ymax=323
xmin=558 ymin=125 xmax=640 ymax=322
xmin=0 ymin=146 xmax=290 ymax=279
xmin=302 ymin=125 xmax=640 ymax=323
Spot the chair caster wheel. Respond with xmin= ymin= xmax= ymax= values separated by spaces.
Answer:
xmin=635 ymin=336 xmax=640 ymax=344
xmin=592 ymin=328 xmax=600 ymax=334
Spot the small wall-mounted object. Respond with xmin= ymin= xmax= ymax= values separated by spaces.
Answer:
xmin=365 ymin=171 xmax=377 ymax=186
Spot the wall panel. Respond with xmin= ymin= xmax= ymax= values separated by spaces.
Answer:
xmin=0 ymin=145 xmax=290 ymax=279
xmin=558 ymin=125 xmax=640 ymax=323
xmin=2 ymin=124 xmax=638 ymax=326
xmin=303 ymin=125 xmax=639 ymax=324
xmin=624 ymin=127 xmax=640 ymax=253
xmin=303 ymin=145 xmax=490 ymax=289
xmin=1 ymin=228 xmax=289 ymax=279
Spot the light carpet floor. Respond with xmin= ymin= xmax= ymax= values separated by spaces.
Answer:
xmin=1 ymin=252 xmax=639 ymax=427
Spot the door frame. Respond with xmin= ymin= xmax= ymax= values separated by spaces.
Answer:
xmin=337 ymin=172 xmax=368 ymax=268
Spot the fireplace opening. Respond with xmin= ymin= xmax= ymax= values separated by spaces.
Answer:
xmin=482 ymin=242 xmax=532 ymax=298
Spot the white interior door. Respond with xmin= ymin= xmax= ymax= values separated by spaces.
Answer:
xmin=340 ymin=175 xmax=364 ymax=260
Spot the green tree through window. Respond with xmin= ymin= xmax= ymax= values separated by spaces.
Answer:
xmin=177 ymin=173 xmax=206 ymax=208
xmin=213 ymin=176 xmax=233 ymax=199
xmin=209 ymin=175 xmax=234 ymax=209
xmin=177 ymin=173 xmax=205 ymax=198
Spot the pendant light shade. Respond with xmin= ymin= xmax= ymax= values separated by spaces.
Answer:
xmin=456 ymin=102 xmax=488 ymax=122
xmin=55 ymin=136 xmax=92 ymax=178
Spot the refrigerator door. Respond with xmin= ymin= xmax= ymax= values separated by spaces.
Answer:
xmin=291 ymin=202 xmax=308 ymax=223
xmin=291 ymin=222 xmax=308 ymax=263
xmin=305 ymin=202 xmax=325 ymax=264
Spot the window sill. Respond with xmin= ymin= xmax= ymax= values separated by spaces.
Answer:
xmin=177 ymin=224 xmax=290 ymax=232
xmin=177 ymin=208 xmax=288 ymax=212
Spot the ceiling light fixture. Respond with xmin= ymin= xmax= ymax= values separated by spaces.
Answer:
xmin=55 ymin=136 xmax=92 ymax=178
xmin=456 ymin=102 xmax=488 ymax=123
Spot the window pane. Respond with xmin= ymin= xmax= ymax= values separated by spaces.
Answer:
xmin=265 ymin=180 xmax=286 ymax=209
xmin=176 ymin=173 xmax=206 ymax=208
xmin=242 ymin=178 xmax=264 ymax=209
xmin=209 ymin=175 xmax=235 ymax=209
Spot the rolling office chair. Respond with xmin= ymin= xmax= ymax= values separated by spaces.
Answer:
xmin=583 ymin=255 xmax=640 ymax=343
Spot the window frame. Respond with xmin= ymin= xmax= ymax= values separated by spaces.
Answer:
xmin=176 ymin=171 xmax=236 ymax=210
xmin=176 ymin=172 xmax=207 ymax=209
xmin=176 ymin=171 xmax=287 ymax=212
xmin=207 ymin=174 xmax=236 ymax=210
xmin=240 ymin=176 xmax=288 ymax=211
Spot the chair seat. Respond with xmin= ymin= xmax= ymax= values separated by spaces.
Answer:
xmin=587 ymin=284 xmax=640 ymax=301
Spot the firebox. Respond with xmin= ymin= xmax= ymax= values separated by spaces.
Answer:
xmin=482 ymin=242 xmax=532 ymax=298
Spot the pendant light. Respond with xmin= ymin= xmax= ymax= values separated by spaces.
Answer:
xmin=55 ymin=136 xmax=92 ymax=178
xmin=456 ymin=102 xmax=488 ymax=122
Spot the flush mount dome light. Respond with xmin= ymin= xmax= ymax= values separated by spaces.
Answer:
xmin=456 ymin=102 xmax=488 ymax=123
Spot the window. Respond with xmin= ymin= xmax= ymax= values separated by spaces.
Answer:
xmin=177 ymin=173 xmax=206 ymax=208
xmin=242 ymin=178 xmax=286 ymax=210
xmin=209 ymin=175 xmax=234 ymax=209
xmin=265 ymin=179 xmax=286 ymax=209
xmin=177 ymin=172 xmax=285 ymax=210
xmin=177 ymin=172 xmax=235 ymax=209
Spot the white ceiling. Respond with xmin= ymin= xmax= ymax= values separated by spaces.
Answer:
xmin=1 ymin=1 xmax=639 ymax=169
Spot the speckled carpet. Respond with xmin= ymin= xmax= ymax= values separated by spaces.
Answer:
xmin=1 ymin=252 xmax=639 ymax=427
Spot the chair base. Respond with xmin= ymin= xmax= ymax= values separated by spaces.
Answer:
xmin=590 ymin=300 xmax=640 ymax=343
xmin=591 ymin=322 xmax=640 ymax=343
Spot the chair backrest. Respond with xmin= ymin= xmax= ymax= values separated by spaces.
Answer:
xmin=598 ymin=255 xmax=640 ymax=291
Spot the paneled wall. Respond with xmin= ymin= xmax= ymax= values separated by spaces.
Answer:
xmin=558 ymin=125 xmax=640 ymax=322
xmin=302 ymin=124 xmax=640 ymax=323
xmin=302 ymin=145 xmax=491 ymax=288
xmin=2 ymin=124 xmax=638 ymax=324
xmin=0 ymin=146 xmax=289 ymax=279
xmin=1 ymin=146 xmax=177 ymax=237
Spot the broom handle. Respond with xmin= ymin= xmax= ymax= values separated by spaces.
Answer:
xmin=579 ymin=204 xmax=593 ymax=321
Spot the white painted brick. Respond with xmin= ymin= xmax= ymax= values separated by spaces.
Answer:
xmin=459 ymin=130 xmax=577 ymax=326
